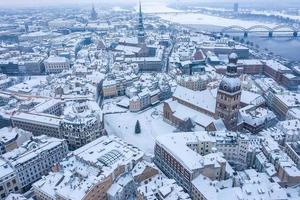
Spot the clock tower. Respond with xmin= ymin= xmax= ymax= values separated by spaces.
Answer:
xmin=215 ymin=53 xmax=241 ymax=130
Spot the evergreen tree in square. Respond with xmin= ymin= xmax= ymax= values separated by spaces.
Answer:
xmin=135 ymin=120 xmax=141 ymax=134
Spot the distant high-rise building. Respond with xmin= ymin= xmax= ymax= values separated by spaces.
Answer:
xmin=234 ymin=2 xmax=239 ymax=12
xmin=137 ymin=0 xmax=145 ymax=44
xmin=215 ymin=53 xmax=241 ymax=130
xmin=91 ymin=4 xmax=98 ymax=20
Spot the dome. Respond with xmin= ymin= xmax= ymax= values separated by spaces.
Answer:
xmin=219 ymin=76 xmax=241 ymax=93
xmin=228 ymin=53 xmax=238 ymax=64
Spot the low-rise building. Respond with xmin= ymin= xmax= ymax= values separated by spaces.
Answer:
xmin=262 ymin=60 xmax=297 ymax=89
xmin=11 ymin=112 xmax=62 ymax=139
xmin=44 ymin=56 xmax=70 ymax=74
xmin=129 ymin=89 xmax=155 ymax=112
xmin=125 ymin=57 xmax=162 ymax=72
xmin=129 ymin=96 xmax=141 ymax=112
xmin=131 ymin=161 xmax=159 ymax=184
xmin=0 ymin=60 xmax=19 ymax=75
xmin=285 ymin=142 xmax=300 ymax=169
xmin=191 ymin=169 xmax=291 ymax=200
xmin=239 ymin=105 xmax=277 ymax=134
xmin=2 ymin=135 xmax=68 ymax=192
xmin=266 ymin=91 xmax=300 ymax=120
xmin=5 ymin=193 xmax=32 ymax=200
xmin=163 ymin=100 xmax=217 ymax=131
xmin=11 ymin=100 xmax=105 ymax=150
xmin=277 ymin=120 xmax=300 ymax=144
xmin=154 ymin=132 xmax=227 ymax=193
xmin=0 ymin=74 xmax=14 ymax=90
xmin=33 ymin=135 xmax=144 ymax=200
xmin=107 ymin=173 xmax=135 ymax=200
xmin=0 ymin=159 xmax=19 ymax=200
xmin=260 ymin=137 xmax=300 ymax=187
xmin=238 ymin=59 xmax=264 ymax=74
xmin=102 ymin=80 xmax=118 ymax=98
xmin=0 ymin=127 xmax=32 ymax=155
xmin=177 ymin=74 xmax=210 ymax=91
xmin=19 ymin=31 xmax=57 ymax=42
xmin=213 ymin=132 xmax=250 ymax=169
xmin=60 ymin=101 xmax=104 ymax=150
xmin=136 ymin=174 xmax=191 ymax=200
xmin=281 ymin=73 xmax=300 ymax=90
xmin=201 ymin=44 xmax=249 ymax=59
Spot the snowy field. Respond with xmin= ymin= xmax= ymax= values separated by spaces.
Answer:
xmin=252 ymin=10 xmax=300 ymax=21
xmin=158 ymin=12 xmax=278 ymax=28
xmin=134 ymin=1 xmax=180 ymax=13
xmin=102 ymin=97 xmax=128 ymax=114
xmin=104 ymin=103 xmax=175 ymax=155
xmin=136 ymin=1 xmax=279 ymax=29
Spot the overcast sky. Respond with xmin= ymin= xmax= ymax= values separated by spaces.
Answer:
xmin=0 ymin=0 xmax=298 ymax=8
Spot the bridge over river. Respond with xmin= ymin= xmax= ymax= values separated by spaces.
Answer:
xmin=221 ymin=25 xmax=299 ymax=37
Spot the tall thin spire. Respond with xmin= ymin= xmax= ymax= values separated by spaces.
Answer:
xmin=91 ymin=3 xmax=98 ymax=20
xmin=138 ymin=0 xmax=145 ymax=44
xmin=139 ymin=0 xmax=142 ymax=17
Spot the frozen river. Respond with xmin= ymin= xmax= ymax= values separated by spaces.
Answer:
xmin=190 ymin=24 xmax=300 ymax=62
xmin=152 ymin=4 xmax=300 ymax=62
xmin=136 ymin=2 xmax=300 ymax=61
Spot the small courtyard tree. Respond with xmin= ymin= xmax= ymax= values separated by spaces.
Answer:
xmin=135 ymin=120 xmax=141 ymax=134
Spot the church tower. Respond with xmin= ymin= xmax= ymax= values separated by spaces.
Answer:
xmin=137 ymin=0 xmax=145 ymax=44
xmin=91 ymin=4 xmax=98 ymax=20
xmin=215 ymin=53 xmax=241 ymax=130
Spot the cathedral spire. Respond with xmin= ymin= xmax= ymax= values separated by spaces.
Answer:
xmin=139 ymin=0 xmax=142 ymax=18
xmin=138 ymin=0 xmax=145 ymax=44
xmin=91 ymin=3 xmax=98 ymax=20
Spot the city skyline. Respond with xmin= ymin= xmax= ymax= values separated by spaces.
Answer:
xmin=0 ymin=0 xmax=299 ymax=8
xmin=0 ymin=1 xmax=299 ymax=200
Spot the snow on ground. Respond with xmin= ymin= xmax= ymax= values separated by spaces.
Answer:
xmin=134 ymin=1 xmax=180 ymax=13
xmin=252 ymin=10 xmax=300 ymax=21
xmin=102 ymin=102 xmax=127 ymax=114
xmin=137 ymin=1 xmax=289 ymax=29
xmin=102 ymin=97 xmax=128 ymax=114
xmin=104 ymin=103 xmax=175 ymax=155
xmin=158 ymin=12 xmax=278 ymax=28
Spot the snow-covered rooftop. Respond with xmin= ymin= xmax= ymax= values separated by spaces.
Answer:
xmin=156 ymin=132 xmax=225 ymax=172
xmin=264 ymin=60 xmax=291 ymax=72
xmin=173 ymin=85 xmax=217 ymax=114
xmin=0 ymin=158 xmax=14 ymax=179
xmin=2 ymin=135 xmax=65 ymax=167
xmin=166 ymin=99 xmax=215 ymax=127
xmin=33 ymin=135 xmax=144 ymax=200
xmin=137 ymin=174 xmax=191 ymax=200
xmin=44 ymin=56 xmax=69 ymax=63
